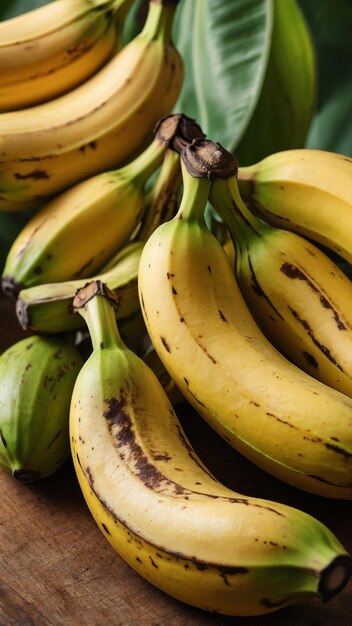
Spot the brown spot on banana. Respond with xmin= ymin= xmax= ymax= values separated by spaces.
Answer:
xmin=289 ymin=307 xmax=344 ymax=371
xmin=303 ymin=351 xmax=319 ymax=368
xmin=218 ymin=309 xmax=227 ymax=322
xmin=281 ymin=263 xmax=347 ymax=331
xmin=101 ymin=523 xmax=111 ymax=536
xmin=103 ymin=395 xmax=189 ymax=494
xmin=160 ymin=336 xmax=171 ymax=352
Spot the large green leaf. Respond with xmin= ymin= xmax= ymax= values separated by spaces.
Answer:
xmin=173 ymin=0 xmax=273 ymax=151
xmin=235 ymin=0 xmax=316 ymax=166
xmin=299 ymin=0 xmax=352 ymax=155
xmin=0 ymin=0 xmax=52 ymax=20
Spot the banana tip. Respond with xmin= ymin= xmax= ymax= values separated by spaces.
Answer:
xmin=12 ymin=468 xmax=41 ymax=483
xmin=318 ymin=554 xmax=352 ymax=602
xmin=1 ymin=275 xmax=23 ymax=301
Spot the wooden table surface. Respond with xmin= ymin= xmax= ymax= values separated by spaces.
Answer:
xmin=1 ymin=295 xmax=352 ymax=626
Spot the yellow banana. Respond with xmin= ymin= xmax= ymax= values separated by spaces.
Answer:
xmin=70 ymin=279 xmax=352 ymax=617
xmin=138 ymin=140 xmax=352 ymax=499
xmin=0 ymin=0 xmax=133 ymax=112
xmin=15 ymin=241 xmax=143 ymax=333
xmin=212 ymin=174 xmax=352 ymax=399
xmin=0 ymin=0 xmax=183 ymax=211
xmin=1 ymin=117 xmax=179 ymax=297
xmin=238 ymin=149 xmax=352 ymax=263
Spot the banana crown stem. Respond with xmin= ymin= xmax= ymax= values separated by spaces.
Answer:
xmin=176 ymin=162 xmax=211 ymax=222
xmin=142 ymin=0 xmax=178 ymax=43
xmin=73 ymin=281 xmax=123 ymax=351
xmin=211 ymin=176 xmax=270 ymax=244
xmin=118 ymin=137 xmax=167 ymax=187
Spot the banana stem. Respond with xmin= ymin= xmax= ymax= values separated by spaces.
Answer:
xmin=211 ymin=176 xmax=270 ymax=247
xmin=142 ymin=0 xmax=178 ymax=43
xmin=176 ymin=161 xmax=211 ymax=222
xmin=74 ymin=281 xmax=123 ymax=351
xmin=117 ymin=137 xmax=167 ymax=187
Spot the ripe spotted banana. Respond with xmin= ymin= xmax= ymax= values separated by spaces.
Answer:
xmin=238 ymin=149 xmax=352 ymax=263
xmin=138 ymin=139 xmax=352 ymax=499
xmin=1 ymin=116 xmax=180 ymax=297
xmin=0 ymin=0 xmax=133 ymax=112
xmin=70 ymin=279 xmax=352 ymax=617
xmin=0 ymin=0 xmax=183 ymax=211
xmin=212 ymin=174 xmax=352 ymax=399
xmin=15 ymin=241 xmax=143 ymax=333
xmin=0 ymin=334 xmax=83 ymax=481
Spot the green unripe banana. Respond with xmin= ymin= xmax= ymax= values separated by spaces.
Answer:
xmin=0 ymin=335 xmax=83 ymax=482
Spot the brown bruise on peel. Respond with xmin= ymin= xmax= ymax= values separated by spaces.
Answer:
xmin=14 ymin=170 xmax=50 ymax=180
xmin=218 ymin=309 xmax=227 ymax=322
xmin=289 ymin=307 xmax=344 ymax=372
xmin=103 ymin=393 xmax=190 ymax=495
xmin=281 ymin=263 xmax=348 ymax=331
xmin=247 ymin=255 xmax=284 ymax=320
xmin=303 ymin=351 xmax=319 ymax=369
xmin=101 ymin=393 xmax=286 ymax=515
xmin=160 ymin=336 xmax=171 ymax=353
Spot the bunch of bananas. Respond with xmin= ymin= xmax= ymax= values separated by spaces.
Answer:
xmin=1 ymin=0 xmax=352 ymax=619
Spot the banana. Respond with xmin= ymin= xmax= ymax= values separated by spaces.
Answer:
xmin=237 ymin=149 xmax=352 ymax=263
xmin=0 ymin=0 xmax=133 ymax=112
xmin=70 ymin=279 xmax=352 ymax=617
xmin=138 ymin=139 xmax=352 ymax=499
xmin=211 ymin=173 xmax=352 ymax=399
xmin=15 ymin=241 xmax=143 ymax=333
xmin=0 ymin=334 xmax=83 ymax=481
xmin=0 ymin=0 xmax=183 ymax=211
xmin=1 ymin=115 xmax=182 ymax=297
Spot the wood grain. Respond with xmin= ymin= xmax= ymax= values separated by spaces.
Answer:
xmin=1 ymin=294 xmax=352 ymax=625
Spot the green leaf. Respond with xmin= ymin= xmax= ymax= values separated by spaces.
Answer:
xmin=299 ymin=0 xmax=352 ymax=156
xmin=0 ymin=0 xmax=52 ymax=21
xmin=235 ymin=0 xmax=316 ymax=166
xmin=173 ymin=0 xmax=273 ymax=151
